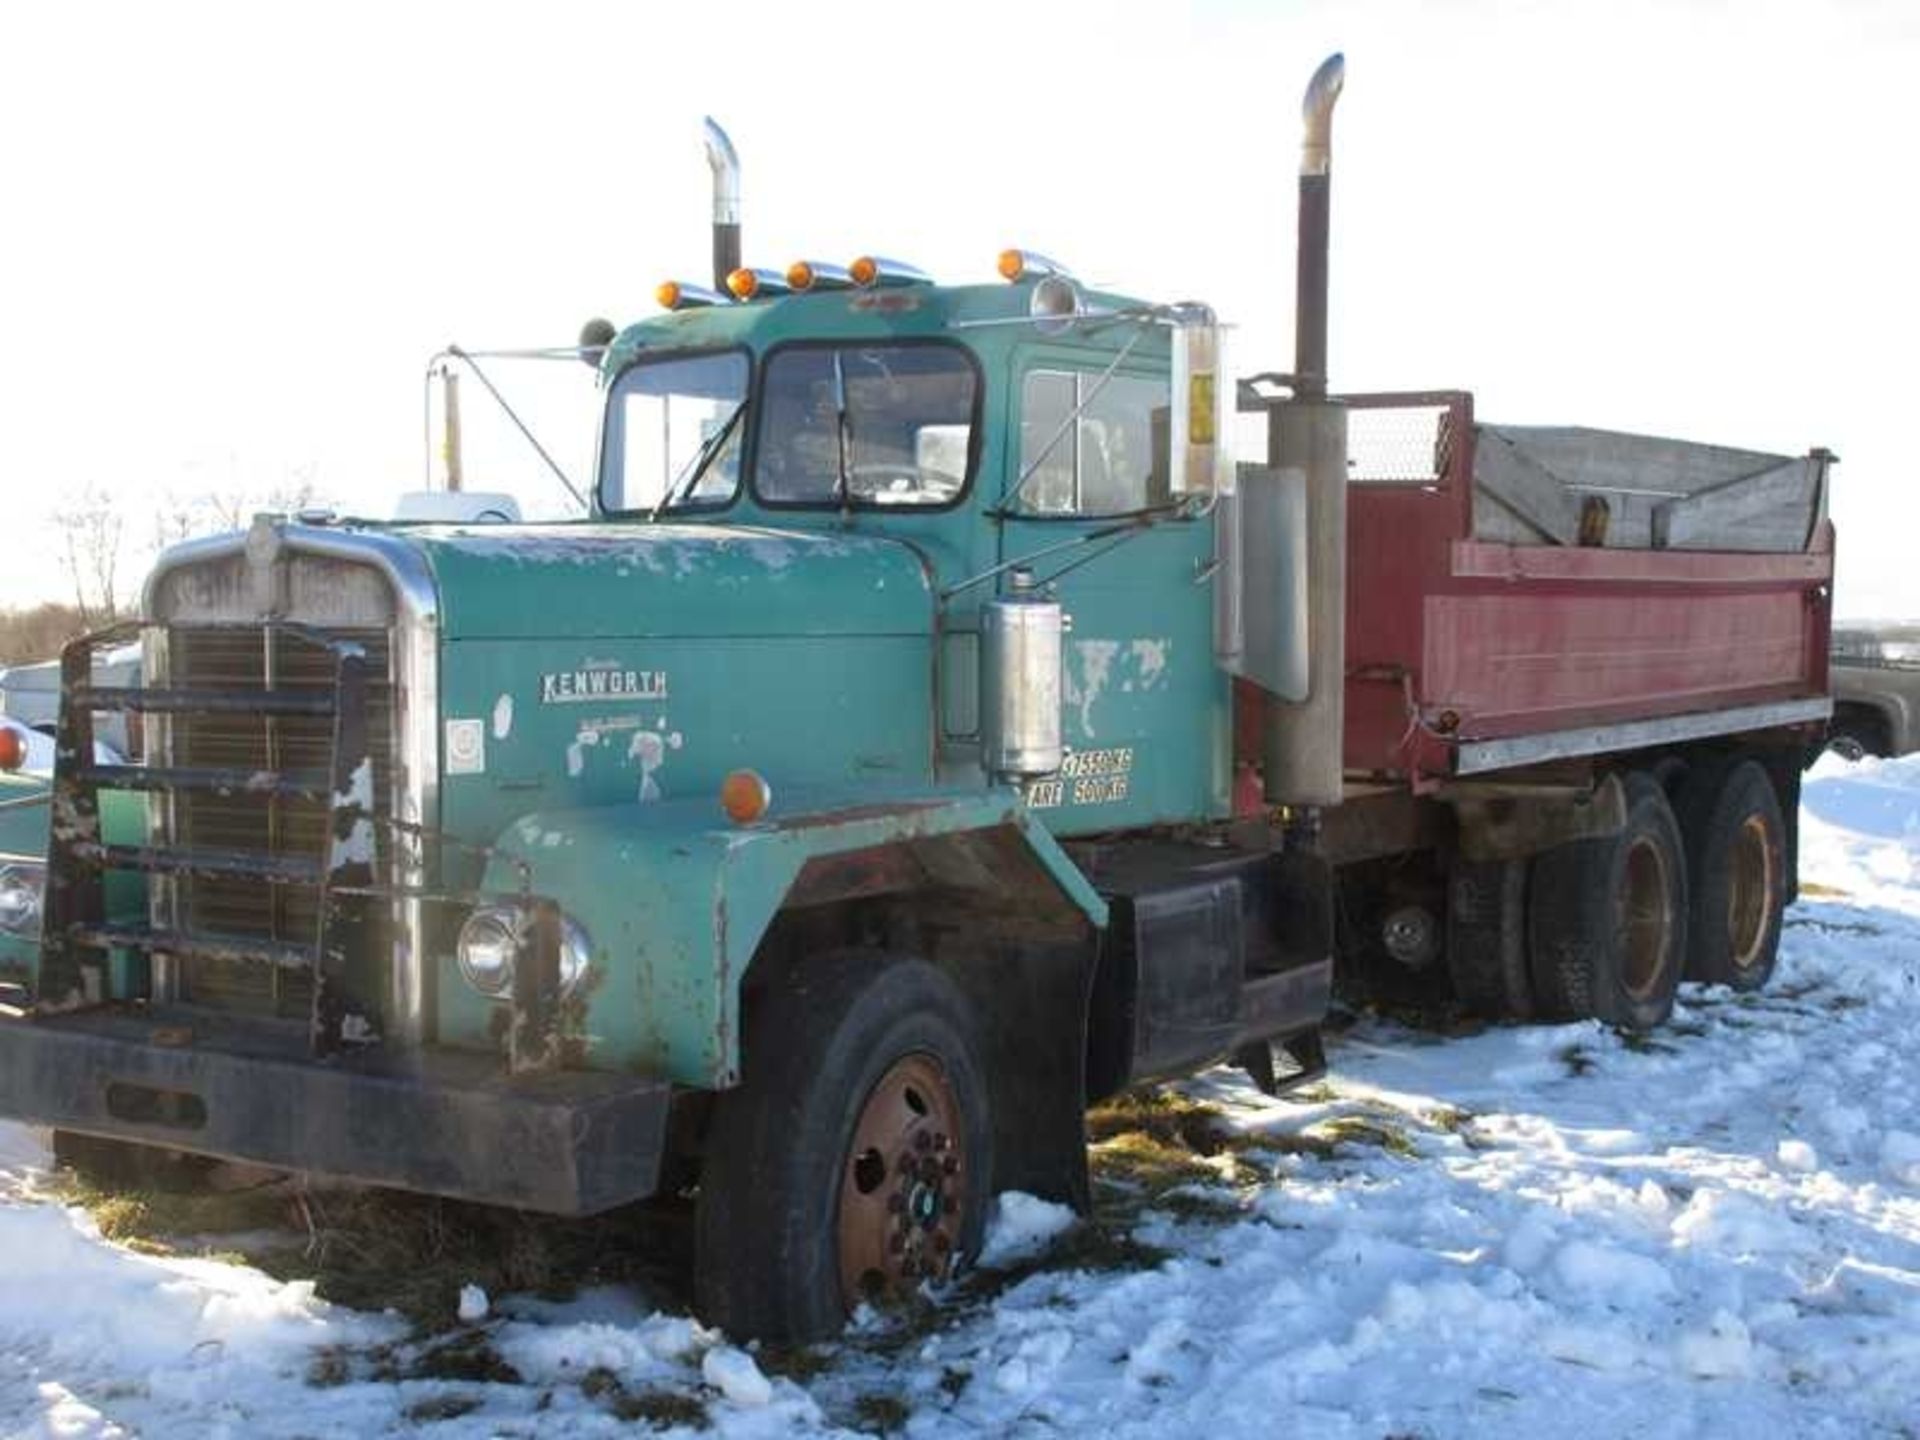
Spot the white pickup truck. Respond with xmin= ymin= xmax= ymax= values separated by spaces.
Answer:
xmin=1830 ymin=627 xmax=1920 ymax=759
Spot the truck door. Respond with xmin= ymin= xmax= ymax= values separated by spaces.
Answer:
xmin=998 ymin=349 xmax=1229 ymax=833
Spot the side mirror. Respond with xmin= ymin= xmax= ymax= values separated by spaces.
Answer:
xmin=578 ymin=317 xmax=618 ymax=369
xmin=1169 ymin=307 xmax=1232 ymax=497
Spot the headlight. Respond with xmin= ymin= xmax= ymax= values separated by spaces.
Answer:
xmin=557 ymin=915 xmax=593 ymax=995
xmin=456 ymin=906 xmax=595 ymax=1000
xmin=0 ymin=863 xmax=44 ymax=936
xmin=456 ymin=908 xmax=519 ymax=997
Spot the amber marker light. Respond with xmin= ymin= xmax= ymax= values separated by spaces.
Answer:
xmin=997 ymin=248 xmax=1071 ymax=283
xmin=655 ymin=280 xmax=682 ymax=310
xmin=725 ymin=267 xmax=760 ymax=301
xmin=720 ymin=768 xmax=773 ymax=825
xmin=0 ymin=727 xmax=23 ymax=772
xmin=787 ymin=261 xmax=817 ymax=291
xmin=848 ymin=255 xmax=879 ymax=287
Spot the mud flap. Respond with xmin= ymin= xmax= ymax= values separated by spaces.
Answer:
xmin=944 ymin=938 xmax=1096 ymax=1214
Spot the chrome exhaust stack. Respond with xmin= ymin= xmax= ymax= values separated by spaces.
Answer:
xmin=1263 ymin=53 xmax=1350 ymax=808
xmin=703 ymin=117 xmax=741 ymax=292
xmin=1293 ymin=53 xmax=1344 ymax=401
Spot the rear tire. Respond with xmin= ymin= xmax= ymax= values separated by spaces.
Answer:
xmin=1677 ymin=759 xmax=1786 ymax=992
xmin=1446 ymin=857 xmax=1533 ymax=1020
xmin=1528 ymin=772 xmax=1688 ymax=1031
xmin=693 ymin=952 xmax=991 ymax=1342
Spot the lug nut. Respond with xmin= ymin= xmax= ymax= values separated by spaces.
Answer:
xmin=933 ymin=1133 xmax=950 ymax=1151
xmin=914 ymin=1131 xmax=932 ymax=1152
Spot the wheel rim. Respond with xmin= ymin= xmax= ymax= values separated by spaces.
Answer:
xmin=1618 ymin=836 xmax=1673 ymax=1000
xmin=837 ymin=1053 xmax=966 ymax=1310
xmin=1726 ymin=813 xmax=1777 ymax=971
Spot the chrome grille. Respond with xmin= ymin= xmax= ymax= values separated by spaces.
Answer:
xmin=166 ymin=625 xmax=394 ymax=1017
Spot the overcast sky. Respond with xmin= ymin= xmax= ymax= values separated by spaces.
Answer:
xmin=3 ymin=0 xmax=1913 ymax=617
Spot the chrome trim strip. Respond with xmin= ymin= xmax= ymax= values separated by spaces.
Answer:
xmin=144 ymin=524 xmax=440 ymax=1044
xmin=1452 ymin=697 xmax=1833 ymax=776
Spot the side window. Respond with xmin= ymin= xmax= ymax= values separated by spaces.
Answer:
xmin=1016 ymin=370 xmax=1168 ymax=516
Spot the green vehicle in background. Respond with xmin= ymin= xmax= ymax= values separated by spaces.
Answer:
xmin=0 ymin=56 xmax=1832 ymax=1341
xmin=0 ymin=769 xmax=142 ymax=994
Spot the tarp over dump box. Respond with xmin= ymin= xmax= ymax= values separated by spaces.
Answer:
xmin=1337 ymin=391 xmax=1834 ymax=789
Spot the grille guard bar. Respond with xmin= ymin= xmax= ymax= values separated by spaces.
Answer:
xmin=29 ymin=618 xmax=564 ymax=1073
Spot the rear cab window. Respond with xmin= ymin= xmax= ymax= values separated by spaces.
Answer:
xmin=1013 ymin=368 xmax=1171 ymax=517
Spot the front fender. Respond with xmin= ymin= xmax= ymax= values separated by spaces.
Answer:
xmin=466 ymin=785 xmax=1107 ymax=1088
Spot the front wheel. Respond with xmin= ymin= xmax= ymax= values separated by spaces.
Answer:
xmin=693 ymin=952 xmax=991 ymax=1342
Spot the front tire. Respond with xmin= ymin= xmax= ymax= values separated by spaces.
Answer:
xmin=693 ymin=952 xmax=991 ymax=1342
xmin=1677 ymin=759 xmax=1786 ymax=992
xmin=1528 ymin=772 xmax=1688 ymax=1031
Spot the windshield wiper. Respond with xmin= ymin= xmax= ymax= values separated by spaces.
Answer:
xmin=831 ymin=351 xmax=855 ymax=524
xmin=650 ymin=401 xmax=746 ymax=521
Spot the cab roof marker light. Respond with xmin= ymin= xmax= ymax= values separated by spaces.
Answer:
xmin=655 ymin=280 xmax=729 ymax=311
xmin=997 ymin=248 xmax=1073 ymax=283
xmin=786 ymin=260 xmax=855 ymax=292
xmin=847 ymin=255 xmax=933 ymax=289
xmin=725 ymin=266 xmax=793 ymax=302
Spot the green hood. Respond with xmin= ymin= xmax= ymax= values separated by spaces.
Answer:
xmin=405 ymin=523 xmax=935 ymax=641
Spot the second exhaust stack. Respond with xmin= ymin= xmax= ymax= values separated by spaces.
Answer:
xmin=703 ymin=118 xmax=741 ymax=291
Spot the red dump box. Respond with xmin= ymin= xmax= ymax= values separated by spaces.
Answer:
xmin=1339 ymin=391 xmax=1834 ymax=792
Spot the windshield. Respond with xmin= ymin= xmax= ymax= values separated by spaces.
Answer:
xmin=599 ymin=350 xmax=750 ymax=513
xmin=754 ymin=343 xmax=976 ymax=508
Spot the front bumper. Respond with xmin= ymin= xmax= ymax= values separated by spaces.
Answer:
xmin=0 ymin=1007 xmax=670 ymax=1215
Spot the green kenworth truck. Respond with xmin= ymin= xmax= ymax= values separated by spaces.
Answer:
xmin=0 ymin=56 xmax=1836 ymax=1340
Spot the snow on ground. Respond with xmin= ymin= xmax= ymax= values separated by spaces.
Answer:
xmin=5 ymin=757 xmax=1920 ymax=1436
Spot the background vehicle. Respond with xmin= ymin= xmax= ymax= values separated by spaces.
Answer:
xmin=0 ymin=56 xmax=1833 ymax=1340
xmin=1828 ymin=626 xmax=1920 ymax=759
xmin=1 ymin=645 xmax=139 ymax=756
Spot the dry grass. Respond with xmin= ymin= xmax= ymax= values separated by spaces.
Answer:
xmin=53 ymin=1160 xmax=690 ymax=1333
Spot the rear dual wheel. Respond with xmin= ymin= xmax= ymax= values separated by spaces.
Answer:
xmin=1677 ymin=759 xmax=1786 ymax=992
xmin=1446 ymin=857 xmax=1533 ymax=1020
xmin=693 ymin=952 xmax=990 ymax=1342
xmin=1529 ymin=772 xmax=1688 ymax=1031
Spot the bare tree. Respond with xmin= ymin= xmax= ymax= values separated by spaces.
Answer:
xmin=197 ymin=465 xmax=320 ymax=534
xmin=43 ymin=468 xmax=328 ymax=634
xmin=150 ymin=466 xmax=325 ymax=555
xmin=55 ymin=483 xmax=125 ymax=626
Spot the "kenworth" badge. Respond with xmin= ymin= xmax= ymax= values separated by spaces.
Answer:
xmin=540 ymin=666 xmax=669 ymax=704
